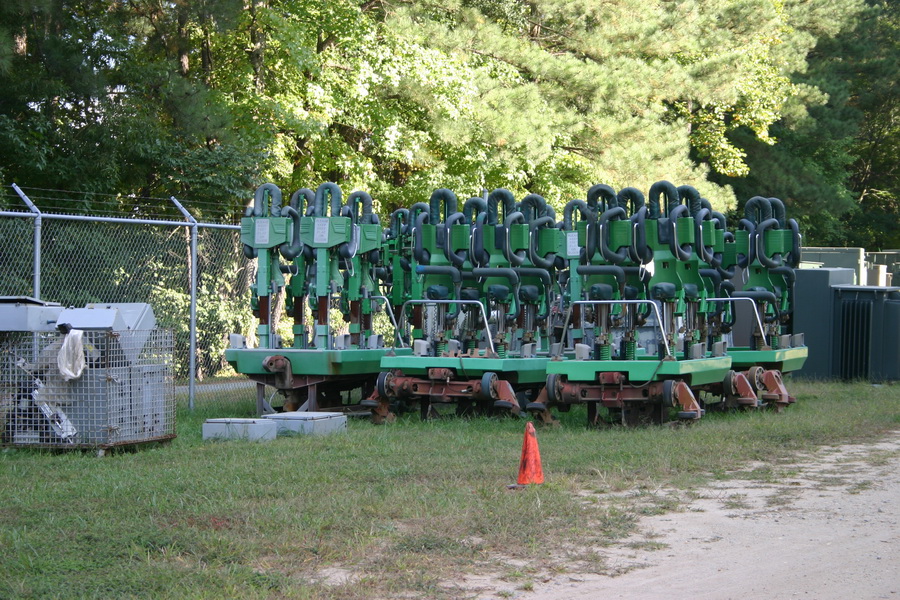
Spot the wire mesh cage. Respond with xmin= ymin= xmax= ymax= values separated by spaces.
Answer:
xmin=0 ymin=329 xmax=175 ymax=449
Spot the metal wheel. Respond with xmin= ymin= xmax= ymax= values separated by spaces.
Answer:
xmin=546 ymin=373 xmax=562 ymax=403
xmin=376 ymin=371 xmax=392 ymax=398
xmin=478 ymin=372 xmax=497 ymax=401
xmin=722 ymin=370 xmax=737 ymax=398
xmin=747 ymin=366 xmax=764 ymax=391
xmin=662 ymin=379 xmax=676 ymax=407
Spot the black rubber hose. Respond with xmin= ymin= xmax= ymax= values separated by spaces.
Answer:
xmin=289 ymin=188 xmax=314 ymax=214
xmin=648 ymin=181 xmax=679 ymax=219
xmin=472 ymin=267 xmax=520 ymax=285
xmin=676 ymin=185 xmax=703 ymax=217
xmin=768 ymin=197 xmax=786 ymax=227
xmin=629 ymin=206 xmax=652 ymax=264
xmin=463 ymin=196 xmax=487 ymax=222
xmin=413 ymin=211 xmax=430 ymax=265
xmin=692 ymin=207 xmax=715 ymax=265
xmin=563 ymin=199 xmax=592 ymax=230
xmin=503 ymin=211 xmax=526 ymax=267
xmin=252 ymin=183 xmax=282 ymax=217
xmin=738 ymin=218 xmax=756 ymax=268
xmin=279 ymin=206 xmax=304 ymax=260
xmin=755 ymin=217 xmax=782 ymax=269
xmin=443 ymin=212 xmax=467 ymax=267
xmin=587 ymin=184 xmax=616 ymax=212
xmin=313 ymin=182 xmax=342 ymax=217
xmin=488 ymin=188 xmax=516 ymax=225
xmin=616 ymin=187 xmax=645 ymax=216
xmin=348 ymin=190 xmax=377 ymax=225
xmin=338 ymin=205 xmax=360 ymax=259
xmin=598 ymin=206 xmax=629 ymax=265
xmin=667 ymin=204 xmax=692 ymax=261
xmin=518 ymin=193 xmax=546 ymax=223
xmin=576 ymin=265 xmax=626 ymax=287
xmin=470 ymin=212 xmax=490 ymax=267
xmin=744 ymin=196 xmax=772 ymax=225
xmin=528 ymin=216 xmax=557 ymax=270
xmin=389 ymin=208 xmax=409 ymax=238
xmin=787 ymin=219 xmax=802 ymax=268
xmin=429 ymin=188 xmax=457 ymax=224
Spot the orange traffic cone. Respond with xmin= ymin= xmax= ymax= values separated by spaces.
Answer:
xmin=517 ymin=422 xmax=544 ymax=485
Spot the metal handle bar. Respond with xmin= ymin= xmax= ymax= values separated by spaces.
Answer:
xmin=370 ymin=295 xmax=405 ymax=348
xmin=399 ymin=299 xmax=496 ymax=356
xmin=556 ymin=299 xmax=670 ymax=358
xmin=706 ymin=296 xmax=766 ymax=340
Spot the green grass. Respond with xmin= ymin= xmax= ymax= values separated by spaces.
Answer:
xmin=0 ymin=380 xmax=898 ymax=599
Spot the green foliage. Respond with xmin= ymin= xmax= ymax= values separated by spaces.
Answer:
xmin=0 ymin=0 xmax=893 ymax=241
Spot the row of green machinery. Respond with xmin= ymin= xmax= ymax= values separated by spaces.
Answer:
xmin=225 ymin=181 xmax=806 ymax=425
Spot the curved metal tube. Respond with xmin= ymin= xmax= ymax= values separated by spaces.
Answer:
xmin=648 ymin=180 xmax=679 ymax=219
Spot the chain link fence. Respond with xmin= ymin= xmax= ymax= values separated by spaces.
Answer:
xmin=0 ymin=185 xmax=259 ymax=415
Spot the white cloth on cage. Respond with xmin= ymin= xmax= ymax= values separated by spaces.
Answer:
xmin=57 ymin=329 xmax=86 ymax=381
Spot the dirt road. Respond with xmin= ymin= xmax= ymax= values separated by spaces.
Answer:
xmin=468 ymin=432 xmax=900 ymax=600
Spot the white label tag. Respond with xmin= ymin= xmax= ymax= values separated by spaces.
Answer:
xmin=566 ymin=231 xmax=580 ymax=256
xmin=314 ymin=218 xmax=330 ymax=244
xmin=255 ymin=219 xmax=269 ymax=245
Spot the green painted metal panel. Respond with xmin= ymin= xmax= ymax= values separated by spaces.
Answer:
xmin=728 ymin=346 xmax=808 ymax=374
xmin=546 ymin=355 xmax=732 ymax=385
xmin=226 ymin=347 xmax=413 ymax=376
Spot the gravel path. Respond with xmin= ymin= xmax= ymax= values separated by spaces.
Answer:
xmin=466 ymin=432 xmax=900 ymax=600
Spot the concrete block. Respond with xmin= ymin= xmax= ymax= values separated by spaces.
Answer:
xmin=202 ymin=418 xmax=277 ymax=441
xmin=262 ymin=411 xmax=347 ymax=436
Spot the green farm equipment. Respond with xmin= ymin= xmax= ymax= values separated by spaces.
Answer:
xmin=369 ymin=189 xmax=561 ymax=420
xmin=225 ymin=183 xmax=409 ymax=414
xmin=529 ymin=182 xmax=732 ymax=426
xmin=223 ymin=179 xmax=807 ymax=426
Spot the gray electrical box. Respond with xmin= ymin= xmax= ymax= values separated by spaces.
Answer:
xmin=793 ymin=268 xmax=855 ymax=379
xmin=832 ymin=285 xmax=900 ymax=381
